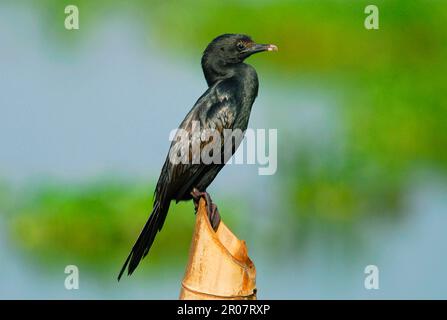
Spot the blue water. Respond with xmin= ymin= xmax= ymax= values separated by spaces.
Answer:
xmin=1 ymin=4 xmax=446 ymax=299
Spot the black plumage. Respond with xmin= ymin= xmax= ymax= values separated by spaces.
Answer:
xmin=118 ymin=34 xmax=277 ymax=280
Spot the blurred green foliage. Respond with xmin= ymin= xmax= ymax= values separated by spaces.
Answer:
xmin=7 ymin=181 xmax=237 ymax=268
xmin=28 ymin=0 xmax=446 ymax=207
xmin=3 ymin=0 xmax=446 ymax=264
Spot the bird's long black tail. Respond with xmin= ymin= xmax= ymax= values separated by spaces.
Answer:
xmin=118 ymin=201 xmax=170 ymax=281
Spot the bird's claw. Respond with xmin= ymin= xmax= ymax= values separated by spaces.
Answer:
xmin=209 ymin=203 xmax=221 ymax=231
xmin=191 ymin=188 xmax=221 ymax=231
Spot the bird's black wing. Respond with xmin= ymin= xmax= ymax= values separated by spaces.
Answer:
xmin=118 ymin=79 xmax=239 ymax=280
xmin=156 ymin=79 xmax=239 ymax=202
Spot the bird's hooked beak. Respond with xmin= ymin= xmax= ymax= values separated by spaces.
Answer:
xmin=245 ymin=43 xmax=278 ymax=55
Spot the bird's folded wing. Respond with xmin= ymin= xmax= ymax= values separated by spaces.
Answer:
xmin=155 ymin=80 xmax=239 ymax=203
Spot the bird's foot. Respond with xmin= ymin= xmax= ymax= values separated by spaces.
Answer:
xmin=191 ymin=188 xmax=221 ymax=231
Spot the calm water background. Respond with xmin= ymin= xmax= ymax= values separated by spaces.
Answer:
xmin=1 ymin=2 xmax=446 ymax=299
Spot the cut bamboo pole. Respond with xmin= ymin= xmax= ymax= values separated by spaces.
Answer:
xmin=179 ymin=198 xmax=257 ymax=300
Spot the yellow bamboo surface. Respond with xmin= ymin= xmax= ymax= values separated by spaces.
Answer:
xmin=179 ymin=198 xmax=257 ymax=300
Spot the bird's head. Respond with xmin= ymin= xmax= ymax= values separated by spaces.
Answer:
xmin=201 ymin=34 xmax=277 ymax=85
xmin=203 ymin=34 xmax=278 ymax=64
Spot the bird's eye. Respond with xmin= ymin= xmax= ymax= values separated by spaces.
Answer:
xmin=236 ymin=42 xmax=246 ymax=51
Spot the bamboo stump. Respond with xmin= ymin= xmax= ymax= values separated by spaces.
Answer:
xmin=179 ymin=198 xmax=257 ymax=300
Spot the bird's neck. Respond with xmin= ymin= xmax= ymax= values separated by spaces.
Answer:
xmin=201 ymin=57 xmax=249 ymax=87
